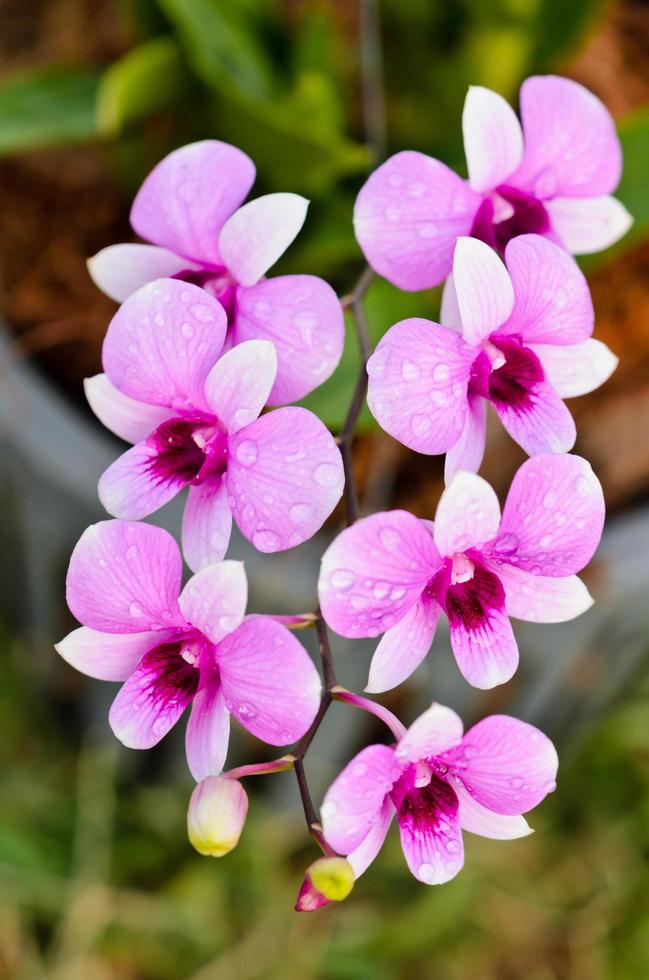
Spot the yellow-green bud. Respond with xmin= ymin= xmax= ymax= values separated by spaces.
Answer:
xmin=295 ymin=857 xmax=355 ymax=912
xmin=187 ymin=775 xmax=248 ymax=857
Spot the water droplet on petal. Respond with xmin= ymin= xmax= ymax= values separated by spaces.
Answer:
xmin=312 ymin=462 xmax=341 ymax=488
xmin=331 ymin=570 xmax=355 ymax=591
xmin=181 ymin=321 xmax=194 ymax=338
xmin=290 ymin=502 xmax=314 ymax=525
xmin=252 ymin=529 xmax=281 ymax=551
xmin=418 ymin=863 xmax=435 ymax=883
xmin=236 ymin=440 xmax=258 ymax=466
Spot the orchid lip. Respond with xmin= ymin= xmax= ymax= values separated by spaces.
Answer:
xmin=146 ymin=416 xmax=229 ymax=488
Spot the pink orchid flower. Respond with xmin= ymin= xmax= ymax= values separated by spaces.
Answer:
xmin=367 ymin=234 xmax=618 ymax=479
xmin=319 ymin=455 xmax=604 ymax=690
xmin=355 ymin=75 xmax=632 ymax=290
xmin=85 ymin=278 xmax=344 ymax=572
xmin=321 ymin=702 xmax=558 ymax=886
xmin=56 ymin=520 xmax=321 ymax=780
xmin=88 ymin=140 xmax=344 ymax=405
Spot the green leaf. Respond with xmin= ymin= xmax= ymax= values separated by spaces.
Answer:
xmin=96 ymin=36 xmax=191 ymax=135
xmin=156 ymin=0 xmax=275 ymax=99
xmin=204 ymin=87 xmax=368 ymax=196
xmin=299 ymin=278 xmax=441 ymax=431
xmin=0 ymin=67 xmax=99 ymax=155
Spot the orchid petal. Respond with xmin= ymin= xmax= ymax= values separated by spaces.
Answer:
xmin=396 ymin=702 xmax=464 ymax=765
xmin=530 ymin=339 xmax=618 ymax=398
xmin=514 ymin=75 xmax=622 ymax=198
xmin=491 ymin=379 xmax=576 ymax=456
xmin=204 ymin=340 xmax=277 ymax=433
xmin=366 ymin=594 xmax=441 ymax=693
xmin=182 ymin=480 xmax=233 ymax=573
xmin=321 ymin=744 xmax=401 ymax=854
xmin=398 ymin=779 xmax=464 ymax=884
xmin=347 ymin=797 xmax=396 ymax=878
xmin=492 ymin=453 xmax=605 ymax=576
xmin=502 ymin=234 xmax=594 ymax=344
xmin=444 ymin=395 xmax=487 ymax=483
xmin=85 ymin=374 xmax=173 ymax=445
xmin=453 ymin=237 xmax=515 ymax=346
xmin=490 ymin=563 xmax=594 ymax=623
xmin=109 ymin=644 xmax=199 ymax=749
xmin=87 ymin=243 xmax=194 ymax=303
xmin=443 ymin=714 xmax=558 ymax=815
xmin=219 ymin=193 xmax=308 ymax=286
xmin=367 ymin=318 xmax=473 ymax=454
xmin=178 ymin=561 xmax=247 ymax=646
xmin=98 ymin=441 xmax=184 ymax=520
xmin=55 ymin=627 xmax=175 ymax=681
xmin=354 ymin=150 xmax=481 ymax=290
xmin=434 ymin=471 xmax=501 ymax=557
xmin=185 ymin=681 xmax=230 ymax=781
xmin=462 ymin=85 xmax=524 ymax=192
xmin=66 ymin=521 xmax=183 ymax=634
xmin=228 ymin=407 xmax=343 ymax=552
xmin=545 ymin=195 xmax=632 ymax=253
xmin=233 ymin=275 xmax=344 ymax=405
xmin=453 ymin=779 xmax=533 ymax=839
xmin=319 ymin=510 xmax=441 ymax=638
xmin=217 ymin=616 xmax=321 ymax=745
xmin=130 ymin=140 xmax=255 ymax=264
xmin=103 ymin=279 xmax=227 ymax=411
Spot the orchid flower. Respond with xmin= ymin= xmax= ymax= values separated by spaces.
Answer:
xmin=88 ymin=141 xmax=344 ymax=404
xmin=321 ymin=702 xmax=558 ymax=885
xmin=367 ymin=235 xmax=618 ymax=478
xmin=355 ymin=75 xmax=631 ymax=290
xmin=318 ymin=455 xmax=604 ymax=690
xmin=85 ymin=278 xmax=344 ymax=571
xmin=56 ymin=520 xmax=321 ymax=780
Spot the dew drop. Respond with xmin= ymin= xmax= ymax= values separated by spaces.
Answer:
xmin=236 ymin=440 xmax=258 ymax=466
xmin=411 ymin=414 xmax=431 ymax=436
xmin=331 ymin=570 xmax=355 ymax=591
xmin=252 ymin=529 xmax=281 ymax=551
xmin=290 ymin=502 xmax=314 ymax=525
xmin=401 ymin=360 xmax=419 ymax=381
xmin=418 ymin=863 xmax=435 ymax=883
xmin=181 ymin=321 xmax=194 ymax=338
xmin=312 ymin=462 xmax=341 ymax=488
xmin=432 ymin=363 xmax=450 ymax=382
xmin=129 ymin=602 xmax=143 ymax=618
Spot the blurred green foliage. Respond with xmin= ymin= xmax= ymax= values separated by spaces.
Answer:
xmin=2 ymin=626 xmax=649 ymax=978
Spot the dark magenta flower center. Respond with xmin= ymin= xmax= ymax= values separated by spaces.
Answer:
xmin=427 ymin=554 xmax=505 ymax=634
xmin=147 ymin=417 xmax=228 ymax=487
xmin=470 ymin=185 xmax=550 ymax=253
xmin=391 ymin=767 xmax=459 ymax=828
xmin=468 ymin=335 xmax=544 ymax=410
xmin=140 ymin=635 xmax=205 ymax=703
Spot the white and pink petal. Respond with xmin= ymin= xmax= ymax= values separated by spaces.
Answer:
xmin=227 ymin=407 xmax=343 ymax=553
xmin=434 ymin=470 xmax=501 ymax=557
xmin=443 ymin=714 xmax=558 ymax=815
xmin=181 ymin=480 xmax=233 ymax=573
xmin=530 ymin=339 xmax=618 ymax=398
xmin=219 ymin=193 xmax=308 ymax=287
xmin=233 ymin=275 xmax=344 ymax=405
xmin=66 ymin=520 xmax=183 ymax=634
xmin=102 ymin=279 xmax=227 ymax=412
xmin=367 ymin=318 xmax=473 ymax=455
xmin=178 ymin=561 xmax=247 ymax=646
xmin=366 ymin=594 xmax=441 ymax=694
xmin=492 ymin=453 xmax=605 ymax=576
xmin=319 ymin=510 xmax=441 ymax=639
xmin=87 ymin=243 xmax=196 ymax=303
xmin=462 ymin=85 xmax=524 ymax=193
xmin=217 ymin=616 xmax=321 ymax=745
xmin=354 ymin=150 xmax=481 ymax=291
xmin=85 ymin=374 xmax=174 ymax=445
xmin=204 ymin=340 xmax=277 ymax=433
xmin=130 ymin=140 xmax=255 ymax=264
xmin=321 ymin=743 xmax=401 ymax=854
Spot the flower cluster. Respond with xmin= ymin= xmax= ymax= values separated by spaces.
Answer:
xmin=57 ymin=74 xmax=623 ymax=908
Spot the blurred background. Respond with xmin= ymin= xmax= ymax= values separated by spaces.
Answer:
xmin=1 ymin=0 xmax=649 ymax=977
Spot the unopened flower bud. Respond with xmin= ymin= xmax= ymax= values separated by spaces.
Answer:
xmin=295 ymin=856 xmax=354 ymax=912
xmin=187 ymin=775 xmax=248 ymax=857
